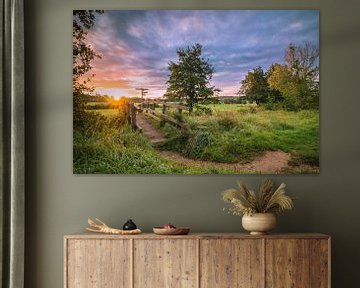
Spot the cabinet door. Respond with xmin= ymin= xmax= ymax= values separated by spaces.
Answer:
xmin=309 ymin=239 xmax=330 ymax=288
xmin=134 ymin=239 xmax=198 ymax=288
xmin=266 ymin=239 xmax=309 ymax=288
xmin=66 ymin=239 xmax=131 ymax=288
xmin=200 ymin=239 xmax=264 ymax=288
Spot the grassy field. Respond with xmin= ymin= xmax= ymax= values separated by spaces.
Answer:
xmin=159 ymin=104 xmax=319 ymax=166
xmin=75 ymin=103 xmax=319 ymax=174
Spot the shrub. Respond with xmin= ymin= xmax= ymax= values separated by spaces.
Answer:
xmin=184 ymin=130 xmax=215 ymax=158
xmin=173 ymin=111 xmax=184 ymax=122
xmin=217 ymin=113 xmax=240 ymax=131
xmin=193 ymin=104 xmax=213 ymax=116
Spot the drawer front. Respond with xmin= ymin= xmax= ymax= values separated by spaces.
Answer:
xmin=65 ymin=239 xmax=131 ymax=288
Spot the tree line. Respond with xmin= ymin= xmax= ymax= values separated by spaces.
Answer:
xmin=166 ymin=42 xmax=319 ymax=111
xmin=239 ymin=42 xmax=319 ymax=110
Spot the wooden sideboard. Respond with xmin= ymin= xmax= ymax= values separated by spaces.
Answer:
xmin=64 ymin=233 xmax=330 ymax=288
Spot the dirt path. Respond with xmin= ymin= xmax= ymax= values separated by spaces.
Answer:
xmin=136 ymin=115 xmax=293 ymax=173
xmin=159 ymin=150 xmax=292 ymax=174
xmin=136 ymin=114 xmax=166 ymax=145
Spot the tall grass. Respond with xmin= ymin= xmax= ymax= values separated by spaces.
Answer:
xmin=74 ymin=116 xmax=179 ymax=173
xmin=73 ymin=112 xmax=238 ymax=174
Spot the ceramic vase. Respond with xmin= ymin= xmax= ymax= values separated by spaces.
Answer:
xmin=242 ymin=213 xmax=276 ymax=235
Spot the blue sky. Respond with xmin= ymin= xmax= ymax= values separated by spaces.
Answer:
xmin=86 ymin=10 xmax=319 ymax=98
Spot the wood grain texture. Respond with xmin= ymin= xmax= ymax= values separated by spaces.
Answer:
xmin=66 ymin=239 xmax=131 ymax=288
xmin=265 ymin=239 xmax=310 ymax=288
xmin=64 ymin=234 xmax=330 ymax=288
xmin=200 ymin=239 xmax=264 ymax=288
xmin=133 ymin=239 xmax=197 ymax=288
xmin=310 ymin=239 xmax=330 ymax=288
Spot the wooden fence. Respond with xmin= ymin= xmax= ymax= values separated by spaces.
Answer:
xmin=127 ymin=99 xmax=189 ymax=131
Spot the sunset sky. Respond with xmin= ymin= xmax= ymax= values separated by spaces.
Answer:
xmin=83 ymin=10 xmax=319 ymax=99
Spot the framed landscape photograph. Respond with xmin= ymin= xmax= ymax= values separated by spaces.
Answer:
xmin=73 ymin=10 xmax=320 ymax=174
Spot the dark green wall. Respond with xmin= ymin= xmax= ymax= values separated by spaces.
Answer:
xmin=24 ymin=0 xmax=360 ymax=287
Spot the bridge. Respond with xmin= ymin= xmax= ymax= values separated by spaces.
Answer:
xmin=126 ymin=99 xmax=190 ymax=145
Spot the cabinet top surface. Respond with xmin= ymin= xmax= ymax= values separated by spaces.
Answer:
xmin=64 ymin=232 xmax=330 ymax=240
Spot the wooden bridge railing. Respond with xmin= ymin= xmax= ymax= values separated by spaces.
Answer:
xmin=127 ymin=99 xmax=189 ymax=131
xmin=127 ymin=102 xmax=142 ymax=131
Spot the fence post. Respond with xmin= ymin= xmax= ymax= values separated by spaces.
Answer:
xmin=126 ymin=102 xmax=131 ymax=124
xmin=130 ymin=103 xmax=137 ymax=130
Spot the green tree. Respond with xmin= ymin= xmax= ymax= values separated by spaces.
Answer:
xmin=73 ymin=10 xmax=103 ymax=129
xmin=267 ymin=64 xmax=317 ymax=110
xmin=285 ymin=42 xmax=319 ymax=109
xmin=267 ymin=42 xmax=319 ymax=110
xmin=267 ymin=64 xmax=297 ymax=109
xmin=166 ymin=43 xmax=219 ymax=112
xmin=266 ymin=64 xmax=285 ymax=105
xmin=73 ymin=10 xmax=104 ymax=93
xmin=238 ymin=66 xmax=270 ymax=104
